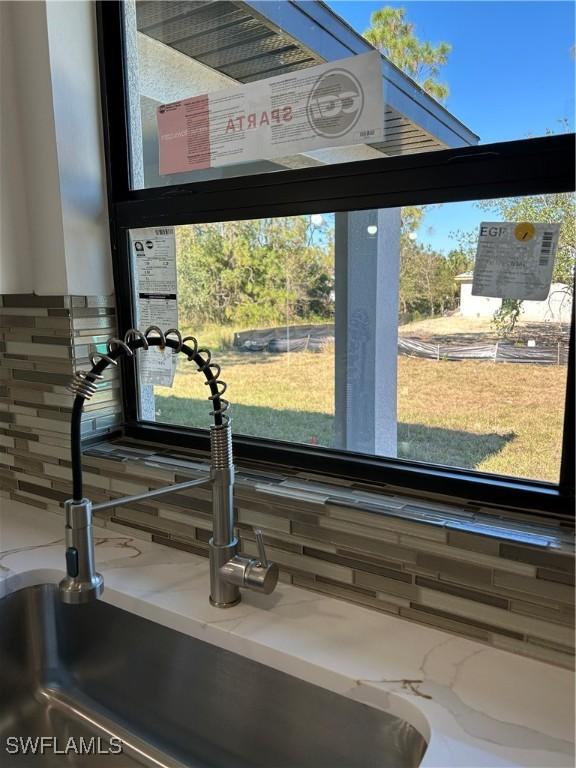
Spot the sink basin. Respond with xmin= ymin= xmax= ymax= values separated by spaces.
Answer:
xmin=0 ymin=585 xmax=426 ymax=767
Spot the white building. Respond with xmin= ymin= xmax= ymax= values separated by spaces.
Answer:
xmin=456 ymin=272 xmax=573 ymax=323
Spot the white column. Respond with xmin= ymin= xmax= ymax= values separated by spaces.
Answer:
xmin=334 ymin=208 xmax=400 ymax=457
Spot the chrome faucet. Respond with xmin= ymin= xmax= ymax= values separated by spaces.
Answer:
xmin=59 ymin=327 xmax=278 ymax=608
xmin=207 ymin=424 xmax=278 ymax=606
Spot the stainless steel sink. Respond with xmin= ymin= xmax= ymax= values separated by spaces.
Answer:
xmin=0 ymin=585 xmax=426 ymax=767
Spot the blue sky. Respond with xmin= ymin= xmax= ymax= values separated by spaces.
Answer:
xmin=326 ymin=1 xmax=575 ymax=252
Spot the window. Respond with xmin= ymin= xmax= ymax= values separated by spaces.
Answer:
xmin=130 ymin=195 xmax=572 ymax=485
xmin=121 ymin=0 xmax=479 ymax=189
xmin=98 ymin=1 xmax=575 ymax=516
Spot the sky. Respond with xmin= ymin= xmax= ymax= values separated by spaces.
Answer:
xmin=325 ymin=0 xmax=575 ymax=253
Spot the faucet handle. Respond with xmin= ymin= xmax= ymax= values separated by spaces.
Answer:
xmin=245 ymin=528 xmax=278 ymax=594
xmin=219 ymin=529 xmax=279 ymax=596
xmin=254 ymin=529 xmax=269 ymax=568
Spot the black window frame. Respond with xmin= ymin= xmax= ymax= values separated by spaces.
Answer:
xmin=96 ymin=1 xmax=575 ymax=519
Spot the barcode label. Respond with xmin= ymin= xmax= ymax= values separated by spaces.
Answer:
xmin=155 ymin=228 xmax=172 ymax=236
xmin=539 ymin=231 xmax=554 ymax=266
xmin=360 ymin=129 xmax=375 ymax=138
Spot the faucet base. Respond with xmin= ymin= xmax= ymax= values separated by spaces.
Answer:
xmin=209 ymin=538 xmax=242 ymax=607
xmin=59 ymin=572 xmax=103 ymax=605
xmin=209 ymin=594 xmax=241 ymax=609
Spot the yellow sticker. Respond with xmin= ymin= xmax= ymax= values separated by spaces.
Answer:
xmin=514 ymin=222 xmax=536 ymax=242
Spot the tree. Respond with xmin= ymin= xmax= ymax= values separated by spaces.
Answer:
xmin=437 ymin=249 xmax=475 ymax=313
xmin=176 ymin=216 xmax=334 ymax=329
xmin=364 ymin=7 xmax=451 ymax=102
xmin=399 ymin=239 xmax=470 ymax=318
xmin=399 ymin=202 xmax=472 ymax=318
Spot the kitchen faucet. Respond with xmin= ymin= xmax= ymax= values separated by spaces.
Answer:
xmin=59 ymin=326 xmax=278 ymax=608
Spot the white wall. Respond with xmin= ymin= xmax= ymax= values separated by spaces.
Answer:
xmin=0 ymin=2 xmax=34 ymax=293
xmin=0 ymin=1 xmax=64 ymax=293
xmin=460 ymin=280 xmax=573 ymax=323
xmin=459 ymin=282 xmax=501 ymax=318
xmin=0 ymin=1 xmax=112 ymax=296
xmin=46 ymin=0 xmax=113 ymax=296
xmin=521 ymin=284 xmax=573 ymax=323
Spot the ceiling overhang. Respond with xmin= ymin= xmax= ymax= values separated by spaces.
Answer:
xmin=135 ymin=0 xmax=479 ymax=157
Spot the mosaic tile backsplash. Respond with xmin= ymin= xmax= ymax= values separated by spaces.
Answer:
xmin=0 ymin=294 xmax=574 ymax=669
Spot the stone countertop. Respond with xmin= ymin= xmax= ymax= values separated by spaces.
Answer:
xmin=0 ymin=500 xmax=573 ymax=768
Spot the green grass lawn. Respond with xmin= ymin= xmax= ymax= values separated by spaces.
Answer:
xmin=154 ymin=342 xmax=567 ymax=483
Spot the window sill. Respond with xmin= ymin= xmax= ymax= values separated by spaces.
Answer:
xmin=84 ymin=437 xmax=574 ymax=555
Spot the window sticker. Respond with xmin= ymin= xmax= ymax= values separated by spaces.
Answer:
xmin=131 ymin=227 xmax=178 ymax=386
xmin=157 ymin=52 xmax=385 ymax=175
xmin=138 ymin=346 xmax=176 ymax=388
xmin=472 ymin=222 xmax=560 ymax=300
xmin=132 ymin=226 xmax=178 ymax=327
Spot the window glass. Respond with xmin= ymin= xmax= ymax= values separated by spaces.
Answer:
xmin=123 ymin=0 xmax=474 ymax=189
xmin=329 ymin=0 xmax=575 ymax=144
xmin=130 ymin=191 xmax=574 ymax=483
xmin=124 ymin=1 xmax=574 ymax=190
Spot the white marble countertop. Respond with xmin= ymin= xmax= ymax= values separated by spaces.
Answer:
xmin=0 ymin=500 xmax=573 ymax=768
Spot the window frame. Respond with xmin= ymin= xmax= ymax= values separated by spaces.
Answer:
xmin=96 ymin=1 xmax=575 ymax=519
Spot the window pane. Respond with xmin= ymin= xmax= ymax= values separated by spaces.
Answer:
xmin=328 ymin=0 xmax=575 ymax=145
xmin=122 ymin=0 xmax=477 ymax=190
xmin=123 ymin=1 xmax=573 ymax=190
xmin=130 ymin=192 xmax=574 ymax=484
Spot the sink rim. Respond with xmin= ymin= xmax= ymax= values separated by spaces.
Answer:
xmin=0 ymin=574 xmax=432 ymax=761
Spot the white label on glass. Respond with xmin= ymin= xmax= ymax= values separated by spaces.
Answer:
xmin=139 ymin=347 xmax=176 ymax=388
xmin=137 ymin=295 xmax=178 ymax=330
xmin=472 ymin=222 xmax=560 ymax=300
xmin=131 ymin=227 xmax=178 ymax=385
xmin=157 ymin=51 xmax=385 ymax=175
xmin=131 ymin=226 xmax=178 ymax=330
xmin=133 ymin=227 xmax=177 ymax=294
